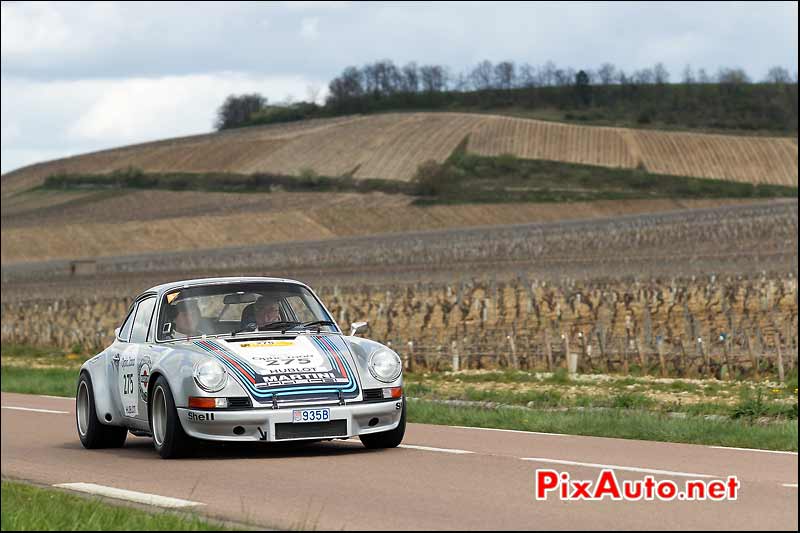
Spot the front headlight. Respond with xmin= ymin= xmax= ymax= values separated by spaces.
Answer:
xmin=368 ymin=349 xmax=402 ymax=383
xmin=193 ymin=359 xmax=228 ymax=392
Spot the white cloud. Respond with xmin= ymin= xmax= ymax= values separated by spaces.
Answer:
xmin=1 ymin=73 xmax=320 ymax=173
xmin=300 ymin=17 xmax=320 ymax=41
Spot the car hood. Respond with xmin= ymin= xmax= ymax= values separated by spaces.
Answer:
xmin=188 ymin=335 xmax=361 ymax=404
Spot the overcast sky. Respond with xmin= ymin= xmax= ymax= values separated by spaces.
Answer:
xmin=1 ymin=1 xmax=797 ymax=174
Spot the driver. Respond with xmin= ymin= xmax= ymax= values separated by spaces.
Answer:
xmin=253 ymin=295 xmax=282 ymax=327
xmin=168 ymin=299 xmax=202 ymax=337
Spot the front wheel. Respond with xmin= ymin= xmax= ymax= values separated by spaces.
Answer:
xmin=76 ymin=372 xmax=127 ymax=449
xmin=149 ymin=376 xmax=195 ymax=459
xmin=359 ymin=396 xmax=406 ymax=449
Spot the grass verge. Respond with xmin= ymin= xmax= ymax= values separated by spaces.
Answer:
xmin=1 ymin=480 xmax=236 ymax=531
xmin=407 ymin=399 xmax=798 ymax=451
xmin=2 ymin=345 xmax=796 ymax=451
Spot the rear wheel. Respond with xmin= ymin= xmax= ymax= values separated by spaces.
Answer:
xmin=359 ymin=396 xmax=406 ymax=449
xmin=149 ymin=375 xmax=195 ymax=459
xmin=76 ymin=372 xmax=127 ymax=449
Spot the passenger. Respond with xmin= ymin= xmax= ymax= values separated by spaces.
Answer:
xmin=170 ymin=299 xmax=202 ymax=337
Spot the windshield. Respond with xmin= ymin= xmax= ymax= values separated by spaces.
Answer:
xmin=156 ymin=282 xmax=337 ymax=341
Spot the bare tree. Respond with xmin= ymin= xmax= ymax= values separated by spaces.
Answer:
xmin=214 ymin=93 xmax=267 ymax=130
xmin=494 ymin=61 xmax=516 ymax=89
xmin=765 ymin=66 xmax=791 ymax=84
xmin=682 ymin=64 xmax=695 ymax=84
xmin=717 ymin=67 xmax=750 ymax=84
xmin=470 ymin=60 xmax=495 ymax=90
xmin=420 ymin=64 xmax=447 ymax=92
xmin=518 ymin=63 xmax=538 ymax=87
xmin=539 ymin=60 xmax=557 ymax=86
xmin=697 ymin=68 xmax=711 ymax=84
xmin=327 ymin=66 xmax=364 ymax=103
xmin=653 ymin=62 xmax=670 ymax=84
xmin=306 ymin=83 xmax=322 ymax=105
xmin=401 ymin=62 xmax=419 ymax=92
xmin=633 ymin=67 xmax=655 ymax=84
xmin=597 ymin=63 xmax=616 ymax=85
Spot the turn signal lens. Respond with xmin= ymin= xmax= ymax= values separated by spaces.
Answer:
xmin=188 ymin=397 xmax=216 ymax=409
xmin=382 ymin=386 xmax=403 ymax=399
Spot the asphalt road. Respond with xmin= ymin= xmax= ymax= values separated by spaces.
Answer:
xmin=1 ymin=392 xmax=797 ymax=530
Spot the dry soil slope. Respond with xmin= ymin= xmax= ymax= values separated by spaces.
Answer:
xmin=2 ymin=113 xmax=797 ymax=198
xmin=0 ymin=193 xmax=769 ymax=264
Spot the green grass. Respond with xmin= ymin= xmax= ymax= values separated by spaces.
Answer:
xmin=3 ymin=346 xmax=796 ymax=451
xmin=407 ymin=399 xmax=798 ymax=451
xmin=1 ymin=481 xmax=236 ymax=531
xmin=39 ymin=145 xmax=797 ymax=206
xmin=1 ymin=366 xmax=78 ymax=397
xmin=411 ymin=140 xmax=798 ymax=204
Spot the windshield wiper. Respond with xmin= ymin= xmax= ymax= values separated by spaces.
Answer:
xmin=286 ymin=320 xmax=337 ymax=332
xmin=230 ymin=321 xmax=301 ymax=336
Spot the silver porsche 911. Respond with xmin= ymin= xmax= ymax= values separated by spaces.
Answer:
xmin=76 ymin=277 xmax=405 ymax=458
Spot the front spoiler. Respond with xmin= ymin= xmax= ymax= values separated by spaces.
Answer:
xmin=177 ymin=400 xmax=403 ymax=442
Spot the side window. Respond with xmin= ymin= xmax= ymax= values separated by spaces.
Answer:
xmin=130 ymin=297 xmax=156 ymax=343
xmin=118 ymin=304 xmax=137 ymax=342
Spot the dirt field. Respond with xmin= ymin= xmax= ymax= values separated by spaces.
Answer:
xmin=3 ymin=113 xmax=797 ymax=197
xmin=0 ymin=186 xmax=771 ymax=264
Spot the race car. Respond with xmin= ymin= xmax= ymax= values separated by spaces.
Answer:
xmin=75 ymin=277 xmax=405 ymax=458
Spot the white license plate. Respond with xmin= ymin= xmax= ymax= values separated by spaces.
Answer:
xmin=292 ymin=408 xmax=330 ymax=423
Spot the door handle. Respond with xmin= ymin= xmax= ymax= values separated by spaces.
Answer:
xmin=112 ymin=353 xmax=120 ymax=364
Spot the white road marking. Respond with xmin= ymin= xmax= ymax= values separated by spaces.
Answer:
xmin=521 ymin=457 xmax=718 ymax=478
xmin=2 ymin=406 xmax=69 ymax=414
xmin=783 ymin=484 xmax=798 ymax=488
xmin=53 ymin=483 xmax=204 ymax=508
xmin=39 ymin=395 xmax=75 ymax=401
xmin=709 ymin=446 xmax=798 ymax=456
xmin=400 ymin=444 xmax=474 ymax=454
xmin=451 ymin=425 xmax=566 ymax=437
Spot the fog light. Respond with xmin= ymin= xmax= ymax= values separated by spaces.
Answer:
xmin=215 ymin=397 xmax=228 ymax=408
xmin=382 ymin=386 xmax=402 ymax=399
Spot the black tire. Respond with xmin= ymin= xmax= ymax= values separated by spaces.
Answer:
xmin=76 ymin=372 xmax=127 ymax=449
xmin=359 ymin=396 xmax=406 ymax=449
xmin=149 ymin=375 xmax=195 ymax=459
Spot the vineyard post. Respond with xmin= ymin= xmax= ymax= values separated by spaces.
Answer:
xmin=621 ymin=336 xmax=629 ymax=375
xmin=635 ymin=336 xmax=647 ymax=376
xmin=656 ymin=336 xmax=667 ymax=377
xmin=577 ymin=332 xmax=587 ymax=373
xmin=746 ymin=331 xmax=759 ymax=380
xmin=697 ymin=337 xmax=711 ymax=378
xmin=544 ymin=329 xmax=554 ymax=371
xmin=508 ymin=334 xmax=517 ymax=369
xmin=406 ymin=341 xmax=414 ymax=372
xmin=564 ymin=334 xmax=577 ymax=376
xmin=775 ymin=332 xmax=785 ymax=383
xmin=596 ymin=329 xmax=610 ymax=373
xmin=721 ymin=333 xmax=732 ymax=380
xmin=451 ymin=340 xmax=459 ymax=372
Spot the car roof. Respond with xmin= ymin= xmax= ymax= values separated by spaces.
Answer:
xmin=142 ymin=277 xmax=311 ymax=298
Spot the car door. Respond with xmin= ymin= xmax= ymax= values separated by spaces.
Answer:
xmin=108 ymin=301 xmax=139 ymax=418
xmin=119 ymin=296 xmax=157 ymax=422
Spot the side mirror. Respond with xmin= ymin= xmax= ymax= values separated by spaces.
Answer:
xmin=349 ymin=321 xmax=368 ymax=337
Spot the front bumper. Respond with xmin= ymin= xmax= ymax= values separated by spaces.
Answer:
xmin=177 ymin=399 xmax=403 ymax=442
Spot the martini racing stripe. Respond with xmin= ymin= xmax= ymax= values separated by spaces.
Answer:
xmin=194 ymin=337 xmax=359 ymax=403
xmin=195 ymin=340 xmax=257 ymax=384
